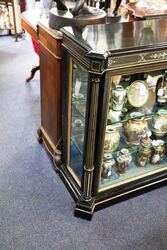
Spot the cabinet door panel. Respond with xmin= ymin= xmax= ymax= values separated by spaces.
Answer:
xmin=69 ymin=61 xmax=89 ymax=183
xmin=99 ymin=70 xmax=167 ymax=191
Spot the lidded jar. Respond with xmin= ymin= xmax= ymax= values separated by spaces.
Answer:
xmin=116 ymin=148 xmax=132 ymax=176
xmin=123 ymin=111 xmax=148 ymax=145
xmin=152 ymin=109 xmax=167 ymax=137
xmin=151 ymin=140 xmax=166 ymax=164
xmin=101 ymin=157 xmax=115 ymax=181
xmin=104 ymin=125 xmax=120 ymax=153
xmin=136 ymin=136 xmax=152 ymax=167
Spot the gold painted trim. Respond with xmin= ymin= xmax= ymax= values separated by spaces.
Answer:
xmin=89 ymin=60 xmax=167 ymax=76
xmin=60 ymin=169 xmax=81 ymax=199
xmin=89 ymin=61 xmax=167 ymax=75
xmin=75 ymin=178 xmax=166 ymax=215
xmin=107 ymin=50 xmax=167 ymax=68
xmin=75 ymin=208 xmax=93 ymax=215
xmin=67 ymin=166 xmax=81 ymax=187
xmin=97 ymin=178 xmax=167 ymax=206
xmin=66 ymin=57 xmax=73 ymax=165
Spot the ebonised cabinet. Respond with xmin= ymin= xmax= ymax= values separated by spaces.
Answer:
xmin=59 ymin=19 xmax=167 ymax=219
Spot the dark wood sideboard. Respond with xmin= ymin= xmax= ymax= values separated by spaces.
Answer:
xmin=21 ymin=11 xmax=63 ymax=162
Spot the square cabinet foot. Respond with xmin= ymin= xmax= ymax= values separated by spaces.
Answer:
xmin=74 ymin=197 xmax=95 ymax=220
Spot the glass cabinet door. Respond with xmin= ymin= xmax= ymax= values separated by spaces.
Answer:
xmin=99 ymin=69 xmax=167 ymax=191
xmin=68 ymin=60 xmax=89 ymax=184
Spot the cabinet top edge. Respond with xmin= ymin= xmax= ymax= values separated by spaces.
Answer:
xmin=61 ymin=18 xmax=167 ymax=57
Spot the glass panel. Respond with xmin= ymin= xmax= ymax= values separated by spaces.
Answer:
xmin=100 ymin=69 xmax=167 ymax=190
xmin=70 ymin=61 xmax=88 ymax=182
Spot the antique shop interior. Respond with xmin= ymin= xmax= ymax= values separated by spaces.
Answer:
xmin=0 ymin=0 xmax=167 ymax=249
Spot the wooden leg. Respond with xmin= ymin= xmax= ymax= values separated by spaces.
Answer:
xmin=26 ymin=65 xmax=40 ymax=83
xmin=11 ymin=0 xmax=18 ymax=42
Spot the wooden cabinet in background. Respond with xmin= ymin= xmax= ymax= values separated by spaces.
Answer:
xmin=21 ymin=11 xmax=63 ymax=163
xmin=37 ymin=20 xmax=63 ymax=160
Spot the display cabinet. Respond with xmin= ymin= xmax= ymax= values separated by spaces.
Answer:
xmin=0 ymin=0 xmax=17 ymax=40
xmin=59 ymin=19 xmax=167 ymax=219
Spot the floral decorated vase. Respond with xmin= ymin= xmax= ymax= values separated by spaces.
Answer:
xmin=123 ymin=111 xmax=148 ymax=145
xmin=104 ymin=125 xmax=120 ymax=153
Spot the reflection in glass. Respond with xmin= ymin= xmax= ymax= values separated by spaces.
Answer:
xmin=70 ymin=62 xmax=88 ymax=182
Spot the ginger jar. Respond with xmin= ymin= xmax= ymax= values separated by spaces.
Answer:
xmin=123 ymin=112 xmax=148 ymax=145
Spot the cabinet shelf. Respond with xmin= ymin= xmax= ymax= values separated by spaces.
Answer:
xmin=99 ymin=158 xmax=167 ymax=191
xmin=108 ymin=107 xmax=167 ymax=125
